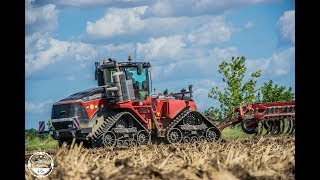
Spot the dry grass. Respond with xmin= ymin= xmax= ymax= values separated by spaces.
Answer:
xmin=25 ymin=136 xmax=294 ymax=180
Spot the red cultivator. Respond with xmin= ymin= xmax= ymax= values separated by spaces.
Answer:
xmin=217 ymin=101 xmax=295 ymax=135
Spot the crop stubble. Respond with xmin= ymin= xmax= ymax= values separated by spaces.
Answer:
xmin=25 ymin=136 xmax=294 ymax=180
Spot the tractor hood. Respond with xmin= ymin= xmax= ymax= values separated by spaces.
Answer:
xmin=58 ymin=87 xmax=109 ymax=102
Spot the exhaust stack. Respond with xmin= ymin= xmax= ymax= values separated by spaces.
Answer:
xmin=107 ymin=58 xmax=134 ymax=102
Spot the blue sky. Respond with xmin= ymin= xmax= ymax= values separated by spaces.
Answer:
xmin=25 ymin=0 xmax=295 ymax=129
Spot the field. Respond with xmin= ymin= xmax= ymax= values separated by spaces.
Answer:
xmin=25 ymin=128 xmax=295 ymax=179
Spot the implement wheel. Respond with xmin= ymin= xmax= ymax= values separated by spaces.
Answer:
xmin=241 ymin=118 xmax=258 ymax=134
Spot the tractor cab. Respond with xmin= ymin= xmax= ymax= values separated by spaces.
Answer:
xmin=95 ymin=57 xmax=152 ymax=100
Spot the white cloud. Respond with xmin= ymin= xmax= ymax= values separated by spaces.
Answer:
xmin=136 ymin=35 xmax=186 ymax=61
xmin=103 ymin=43 xmax=138 ymax=60
xmin=135 ymin=35 xmax=187 ymax=80
xmin=210 ymin=46 xmax=238 ymax=61
xmin=144 ymin=0 xmax=173 ymax=17
xmin=104 ymin=43 xmax=135 ymax=52
xmin=144 ymin=0 xmax=278 ymax=17
xmin=246 ymin=46 xmax=295 ymax=76
xmin=246 ymin=57 xmax=270 ymax=74
xmin=85 ymin=7 xmax=231 ymax=44
xmin=25 ymin=100 xmax=54 ymax=114
xmin=25 ymin=33 xmax=98 ymax=77
xmin=134 ymin=35 xmax=224 ymax=80
xmin=267 ymin=46 xmax=295 ymax=76
xmin=187 ymin=16 xmax=233 ymax=45
xmin=135 ymin=36 xmax=238 ymax=82
xmin=55 ymin=0 xmax=276 ymax=14
xmin=25 ymin=1 xmax=59 ymax=34
xmin=57 ymin=0 xmax=152 ymax=8
xmin=277 ymin=10 xmax=295 ymax=44
xmin=86 ymin=6 xmax=147 ymax=38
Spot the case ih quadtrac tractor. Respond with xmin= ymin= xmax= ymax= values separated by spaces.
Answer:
xmin=42 ymin=58 xmax=221 ymax=147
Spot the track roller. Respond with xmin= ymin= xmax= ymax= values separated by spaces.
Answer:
xmin=136 ymin=130 xmax=150 ymax=145
xmin=166 ymin=128 xmax=183 ymax=144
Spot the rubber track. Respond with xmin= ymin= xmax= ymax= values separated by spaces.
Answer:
xmin=91 ymin=111 xmax=149 ymax=140
xmin=165 ymin=110 xmax=221 ymax=138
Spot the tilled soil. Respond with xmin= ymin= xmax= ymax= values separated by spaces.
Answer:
xmin=25 ymin=136 xmax=295 ymax=180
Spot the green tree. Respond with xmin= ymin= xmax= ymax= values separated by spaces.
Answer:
xmin=258 ymin=80 xmax=294 ymax=102
xmin=206 ymin=56 xmax=261 ymax=119
xmin=203 ymin=107 xmax=222 ymax=120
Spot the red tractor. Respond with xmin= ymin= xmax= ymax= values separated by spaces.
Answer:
xmin=41 ymin=58 xmax=221 ymax=147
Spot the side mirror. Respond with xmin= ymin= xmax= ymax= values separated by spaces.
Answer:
xmin=137 ymin=64 xmax=143 ymax=75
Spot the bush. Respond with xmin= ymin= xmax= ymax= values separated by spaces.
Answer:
xmin=25 ymin=128 xmax=58 ymax=151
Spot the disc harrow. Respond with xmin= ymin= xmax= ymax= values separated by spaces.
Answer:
xmin=217 ymin=101 xmax=295 ymax=136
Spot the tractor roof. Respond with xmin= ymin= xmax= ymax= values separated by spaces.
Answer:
xmin=98 ymin=61 xmax=151 ymax=70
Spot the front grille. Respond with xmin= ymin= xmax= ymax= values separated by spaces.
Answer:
xmin=52 ymin=121 xmax=72 ymax=130
xmin=51 ymin=104 xmax=72 ymax=119
xmin=51 ymin=102 xmax=89 ymax=130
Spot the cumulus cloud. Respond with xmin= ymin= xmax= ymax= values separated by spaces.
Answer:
xmin=25 ymin=33 xmax=98 ymax=77
xmin=266 ymin=46 xmax=295 ymax=76
xmin=86 ymin=6 xmax=146 ymax=38
xmin=246 ymin=46 xmax=295 ymax=76
xmin=246 ymin=58 xmax=270 ymax=74
xmin=136 ymin=35 xmax=186 ymax=61
xmin=25 ymin=99 xmax=54 ymax=114
xmin=277 ymin=10 xmax=295 ymax=44
xmin=134 ymin=34 xmax=238 ymax=81
xmin=52 ymin=0 xmax=276 ymax=15
xmin=144 ymin=0 xmax=278 ymax=17
xmin=209 ymin=47 xmax=239 ymax=63
xmin=56 ymin=0 xmax=152 ymax=8
xmin=25 ymin=0 xmax=59 ymax=34
xmin=134 ymin=35 xmax=189 ymax=80
xmin=134 ymin=35 xmax=209 ymax=79
xmin=187 ymin=16 xmax=233 ymax=45
xmin=85 ymin=7 xmax=232 ymax=44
